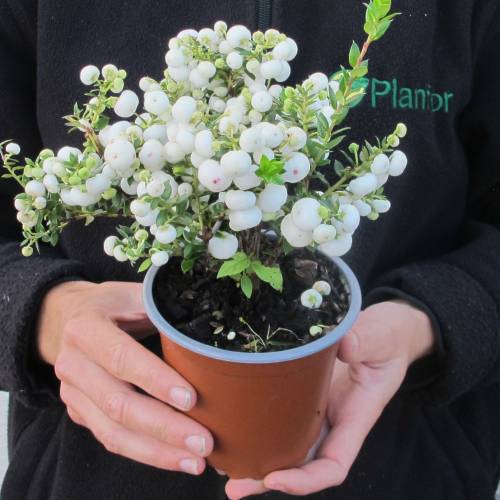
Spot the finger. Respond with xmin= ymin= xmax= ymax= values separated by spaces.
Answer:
xmin=338 ymin=308 xmax=401 ymax=365
xmin=66 ymin=406 xmax=86 ymax=427
xmin=225 ymin=479 xmax=268 ymax=500
xmin=263 ymin=375 xmax=386 ymax=495
xmin=57 ymin=348 xmax=213 ymax=457
xmin=63 ymin=315 xmax=196 ymax=410
xmin=60 ymin=382 xmax=205 ymax=475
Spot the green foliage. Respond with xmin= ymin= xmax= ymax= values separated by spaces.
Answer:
xmin=255 ymin=155 xmax=285 ymax=184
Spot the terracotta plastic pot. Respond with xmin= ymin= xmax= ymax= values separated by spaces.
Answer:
xmin=143 ymin=256 xmax=361 ymax=479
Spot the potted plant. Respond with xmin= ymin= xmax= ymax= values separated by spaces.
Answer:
xmin=1 ymin=0 xmax=407 ymax=479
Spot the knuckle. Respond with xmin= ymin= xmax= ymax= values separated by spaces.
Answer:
xmin=102 ymin=391 xmax=128 ymax=423
xmin=54 ymin=355 xmax=72 ymax=381
xmin=108 ymin=341 xmax=130 ymax=379
xmin=63 ymin=317 xmax=87 ymax=345
xmin=99 ymin=429 xmax=121 ymax=455
xmin=143 ymin=367 xmax=163 ymax=395
xmin=151 ymin=419 xmax=171 ymax=443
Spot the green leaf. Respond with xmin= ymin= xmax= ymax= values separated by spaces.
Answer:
xmin=349 ymin=41 xmax=361 ymax=68
xmin=240 ymin=274 xmax=253 ymax=299
xmin=252 ymin=262 xmax=283 ymax=292
xmin=95 ymin=115 xmax=110 ymax=131
xmin=217 ymin=254 xmax=251 ymax=278
xmin=255 ymin=155 xmax=285 ymax=184
xmin=373 ymin=0 xmax=391 ymax=18
xmin=181 ymin=258 xmax=195 ymax=273
xmin=334 ymin=160 xmax=345 ymax=176
xmin=138 ymin=258 xmax=152 ymax=273
xmin=373 ymin=18 xmax=392 ymax=40
xmin=327 ymin=135 xmax=346 ymax=149
xmin=316 ymin=112 xmax=330 ymax=136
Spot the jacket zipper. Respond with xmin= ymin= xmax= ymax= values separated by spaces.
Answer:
xmin=256 ymin=0 xmax=272 ymax=31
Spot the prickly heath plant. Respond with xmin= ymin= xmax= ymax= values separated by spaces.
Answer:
xmin=2 ymin=0 xmax=407 ymax=301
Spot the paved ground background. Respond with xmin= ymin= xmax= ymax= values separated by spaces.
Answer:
xmin=0 ymin=391 xmax=498 ymax=496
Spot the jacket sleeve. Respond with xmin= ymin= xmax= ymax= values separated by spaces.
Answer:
xmin=0 ymin=0 xmax=83 ymax=408
xmin=365 ymin=3 xmax=500 ymax=406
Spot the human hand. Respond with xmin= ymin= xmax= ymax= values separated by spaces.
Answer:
xmin=226 ymin=300 xmax=435 ymax=498
xmin=37 ymin=280 xmax=213 ymax=475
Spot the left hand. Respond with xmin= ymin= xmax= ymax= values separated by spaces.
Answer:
xmin=226 ymin=300 xmax=435 ymax=499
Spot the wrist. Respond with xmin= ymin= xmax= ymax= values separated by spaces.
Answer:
xmin=391 ymin=299 xmax=435 ymax=364
xmin=36 ymin=280 xmax=94 ymax=365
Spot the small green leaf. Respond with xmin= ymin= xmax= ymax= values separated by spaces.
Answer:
xmin=240 ymin=274 xmax=253 ymax=298
xmin=373 ymin=18 xmax=392 ymax=40
xmin=181 ymin=258 xmax=195 ymax=273
xmin=334 ymin=160 xmax=345 ymax=176
xmin=252 ymin=262 xmax=283 ymax=292
xmin=255 ymin=155 xmax=285 ymax=184
xmin=349 ymin=41 xmax=361 ymax=68
xmin=217 ymin=254 xmax=251 ymax=278
xmin=327 ymin=135 xmax=346 ymax=149
xmin=138 ymin=258 xmax=152 ymax=273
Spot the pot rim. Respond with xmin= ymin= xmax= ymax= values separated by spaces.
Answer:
xmin=143 ymin=254 xmax=362 ymax=365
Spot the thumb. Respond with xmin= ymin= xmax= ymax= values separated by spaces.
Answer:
xmin=337 ymin=306 xmax=399 ymax=365
xmin=101 ymin=281 xmax=153 ymax=327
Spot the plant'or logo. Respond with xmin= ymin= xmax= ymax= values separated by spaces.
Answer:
xmin=1 ymin=0 xmax=407 ymax=303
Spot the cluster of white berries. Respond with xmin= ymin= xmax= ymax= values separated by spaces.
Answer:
xmin=300 ymin=280 xmax=332 ymax=309
xmin=5 ymin=20 xmax=408 ymax=293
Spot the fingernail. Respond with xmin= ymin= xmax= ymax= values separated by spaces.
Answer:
xmin=215 ymin=468 xmax=226 ymax=476
xmin=185 ymin=435 xmax=206 ymax=456
xmin=170 ymin=387 xmax=192 ymax=410
xmin=179 ymin=458 xmax=199 ymax=475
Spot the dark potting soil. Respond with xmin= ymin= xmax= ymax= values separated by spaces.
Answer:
xmin=152 ymin=250 xmax=350 ymax=352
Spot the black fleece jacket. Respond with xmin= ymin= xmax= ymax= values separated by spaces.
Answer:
xmin=0 ymin=1 xmax=500 ymax=499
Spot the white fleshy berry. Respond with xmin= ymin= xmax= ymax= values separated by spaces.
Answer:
xmin=313 ymin=224 xmax=337 ymax=244
xmin=152 ymin=251 xmax=170 ymax=267
xmin=172 ymin=95 xmax=197 ymax=123
xmin=198 ymin=159 xmax=232 ymax=192
xmin=194 ymin=130 xmax=214 ymax=158
xmin=139 ymin=139 xmax=166 ymax=171
xmin=370 ymin=153 xmax=390 ymax=175
xmin=144 ymin=90 xmax=170 ymax=115
xmin=104 ymin=140 xmax=136 ymax=172
xmin=25 ymin=180 xmax=46 ymax=198
xmin=257 ymin=184 xmax=287 ymax=212
xmin=313 ymin=281 xmax=331 ymax=296
xmin=225 ymin=190 xmax=257 ymax=210
xmin=239 ymin=127 xmax=264 ymax=153
xmin=226 ymin=52 xmax=243 ymax=69
xmin=114 ymin=90 xmax=139 ymax=118
xmin=348 ymin=173 xmax=378 ymax=197
xmin=251 ymin=91 xmax=273 ymax=112
xmin=291 ymin=198 xmax=322 ymax=231
xmin=318 ymin=233 xmax=353 ymax=257
xmin=5 ymin=143 xmax=20 ymax=155
xmin=226 ymin=25 xmax=251 ymax=48
xmin=301 ymin=289 xmax=323 ymax=309
xmin=103 ymin=235 xmax=118 ymax=256
xmin=155 ymin=225 xmax=177 ymax=244
xmin=220 ymin=150 xmax=252 ymax=178
xmin=80 ymin=65 xmax=100 ymax=85
xmin=389 ymin=151 xmax=408 ymax=176
xmin=283 ymin=152 xmax=310 ymax=183
xmin=372 ymin=199 xmax=391 ymax=213
xmin=338 ymin=204 xmax=361 ymax=233
xmin=178 ymin=182 xmax=193 ymax=197
xmin=208 ymin=232 xmax=239 ymax=259
xmin=229 ymin=206 xmax=262 ymax=231
xmin=280 ymin=214 xmax=313 ymax=248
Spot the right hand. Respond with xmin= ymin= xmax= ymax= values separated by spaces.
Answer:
xmin=37 ymin=280 xmax=213 ymax=475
